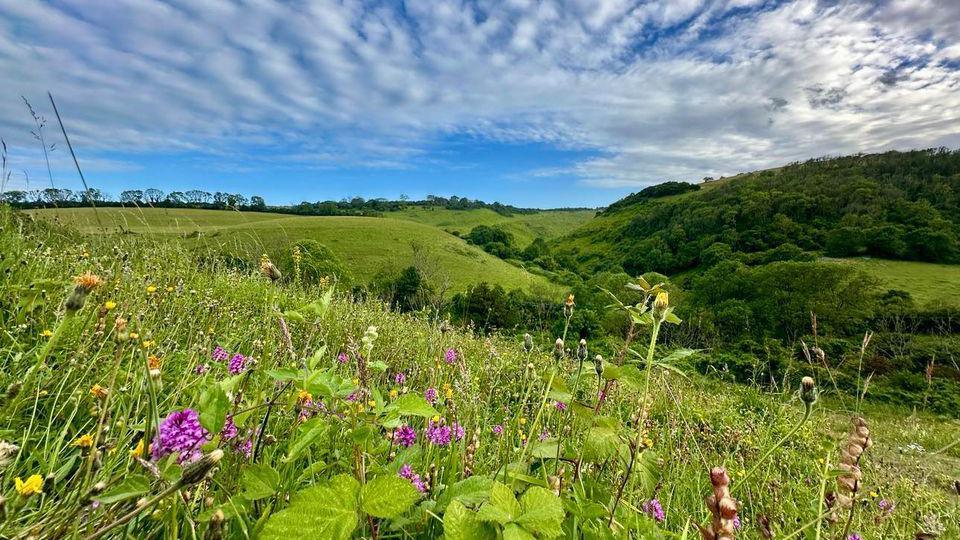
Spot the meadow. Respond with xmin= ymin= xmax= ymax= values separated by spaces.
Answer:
xmin=1 ymin=206 xmax=957 ymax=539
xmin=30 ymin=207 xmax=562 ymax=295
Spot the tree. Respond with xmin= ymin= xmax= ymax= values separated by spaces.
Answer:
xmin=249 ymin=195 xmax=266 ymax=210
xmin=166 ymin=191 xmax=186 ymax=204
xmin=120 ymin=190 xmax=144 ymax=204
xmin=144 ymin=188 xmax=165 ymax=204
xmin=185 ymin=190 xmax=210 ymax=204
xmin=1 ymin=190 xmax=27 ymax=204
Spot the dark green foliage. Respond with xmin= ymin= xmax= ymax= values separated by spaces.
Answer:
xmin=601 ymin=181 xmax=700 ymax=214
xmin=466 ymin=225 xmax=517 ymax=258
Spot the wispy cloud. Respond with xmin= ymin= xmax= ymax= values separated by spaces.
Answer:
xmin=0 ymin=0 xmax=957 ymax=196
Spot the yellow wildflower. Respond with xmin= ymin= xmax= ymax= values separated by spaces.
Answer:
xmin=15 ymin=474 xmax=43 ymax=497
xmin=367 ymin=400 xmax=376 ymax=408
xmin=73 ymin=434 xmax=94 ymax=448
xmin=389 ymin=388 xmax=399 ymax=399
xmin=565 ymin=294 xmax=575 ymax=307
xmin=519 ymin=417 xmax=527 ymax=426
xmin=141 ymin=340 xmax=155 ymax=349
xmin=90 ymin=384 xmax=108 ymax=399
xmin=129 ymin=332 xmax=139 ymax=340
xmin=147 ymin=355 xmax=162 ymax=370
xmin=74 ymin=272 xmax=103 ymax=292
xmin=146 ymin=285 xmax=157 ymax=294
xmin=432 ymin=415 xmax=441 ymax=423
xmin=41 ymin=329 xmax=53 ymax=337
xmin=104 ymin=300 xmax=117 ymax=310
xmin=297 ymin=389 xmax=313 ymax=403
xmin=130 ymin=439 xmax=145 ymax=458
xmin=165 ymin=286 xmax=174 ymax=292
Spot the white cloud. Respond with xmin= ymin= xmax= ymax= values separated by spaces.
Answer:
xmin=0 ymin=0 xmax=957 ymax=192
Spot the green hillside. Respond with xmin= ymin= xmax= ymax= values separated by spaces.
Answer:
xmin=829 ymin=257 xmax=960 ymax=306
xmin=392 ymin=207 xmax=595 ymax=246
xmin=28 ymin=207 xmax=560 ymax=294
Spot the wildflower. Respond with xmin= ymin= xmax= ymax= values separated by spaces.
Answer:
xmin=878 ymin=498 xmax=895 ymax=515
xmin=90 ymin=384 xmax=108 ymax=400
xmin=696 ymin=467 xmax=738 ymax=540
xmin=165 ymin=286 xmax=174 ymax=293
xmin=394 ymin=425 xmax=417 ymax=447
xmin=130 ymin=439 xmax=144 ymax=458
xmin=519 ymin=416 xmax=527 ymax=426
xmin=104 ymin=300 xmax=117 ymax=311
xmin=151 ymin=409 xmax=209 ymax=464
xmin=554 ymin=338 xmax=564 ymax=360
xmin=147 ymin=355 xmax=162 ymax=370
xmin=0 ymin=440 xmax=20 ymax=468
xmin=236 ymin=437 xmax=253 ymax=459
xmin=538 ymin=430 xmax=550 ymax=441
xmin=338 ymin=352 xmax=349 ymax=364
xmin=577 ymin=338 xmax=588 ymax=362
xmin=75 ymin=272 xmax=103 ymax=292
xmin=41 ymin=329 xmax=53 ymax=337
xmin=563 ymin=294 xmax=575 ymax=317
xmin=653 ymin=291 xmax=669 ymax=317
xmin=453 ymin=422 xmax=466 ymax=442
xmin=444 ymin=383 xmax=454 ymax=399
xmin=228 ymin=353 xmax=248 ymax=375
xmin=425 ymin=420 xmax=453 ymax=446
xmin=554 ymin=401 xmax=567 ymax=411
xmin=394 ymin=372 xmax=406 ymax=385
xmin=220 ymin=416 xmax=238 ymax=441
xmin=211 ymin=346 xmax=228 ymax=362
xmin=847 ymin=535 xmax=862 ymax=540
xmin=389 ymin=388 xmax=399 ymax=399
xmin=643 ymin=499 xmax=665 ymax=523
xmin=15 ymin=474 xmax=43 ymax=497
xmin=73 ymin=434 xmax=94 ymax=448
xmin=523 ymin=333 xmax=534 ymax=352
xmin=398 ymin=464 xmax=427 ymax=493
xmin=194 ymin=363 xmax=210 ymax=375
xmin=146 ymin=285 xmax=157 ymax=294
xmin=492 ymin=425 xmax=504 ymax=436
xmin=179 ymin=449 xmax=224 ymax=486
xmin=444 ymin=348 xmax=458 ymax=365
xmin=424 ymin=387 xmax=438 ymax=404
xmin=800 ymin=376 xmax=818 ymax=408
xmin=260 ymin=255 xmax=282 ymax=281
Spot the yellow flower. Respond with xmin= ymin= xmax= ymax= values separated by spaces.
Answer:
xmin=565 ymin=294 xmax=575 ymax=307
xmin=146 ymin=285 xmax=157 ymax=294
xmin=432 ymin=415 xmax=441 ymax=423
xmin=165 ymin=286 xmax=174 ymax=292
xmin=74 ymin=272 xmax=103 ymax=292
xmin=141 ymin=340 xmax=155 ymax=349
xmin=297 ymin=389 xmax=313 ymax=403
xmin=73 ymin=434 xmax=94 ymax=448
xmin=870 ymin=491 xmax=878 ymax=498
xmin=90 ymin=384 xmax=108 ymax=399
xmin=519 ymin=417 xmax=527 ymax=426
xmin=130 ymin=439 xmax=145 ymax=458
xmin=367 ymin=400 xmax=376 ymax=408
xmin=654 ymin=291 xmax=669 ymax=311
xmin=351 ymin=378 xmax=359 ymax=386
xmin=147 ymin=355 xmax=162 ymax=370
xmin=129 ymin=332 xmax=139 ymax=340
xmin=81 ymin=251 xmax=90 ymax=258
xmin=445 ymin=387 xmax=454 ymax=399
xmin=389 ymin=388 xmax=399 ymax=399
xmin=104 ymin=300 xmax=117 ymax=310
xmin=15 ymin=474 xmax=43 ymax=497
xmin=41 ymin=329 xmax=53 ymax=337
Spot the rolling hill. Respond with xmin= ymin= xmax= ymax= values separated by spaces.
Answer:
xmin=28 ymin=207 xmax=566 ymax=294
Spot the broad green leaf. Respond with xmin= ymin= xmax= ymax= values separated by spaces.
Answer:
xmin=516 ymin=487 xmax=564 ymax=538
xmin=297 ymin=460 xmax=328 ymax=483
xmin=265 ymin=368 xmax=300 ymax=381
xmin=360 ymin=475 xmax=420 ymax=518
xmin=528 ymin=439 xmax=561 ymax=459
xmin=601 ymin=363 xmax=622 ymax=381
xmin=503 ymin=523 xmax=537 ymax=540
xmin=283 ymin=417 xmax=327 ymax=462
xmin=241 ymin=464 xmax=280 ymax=500
xmin=307 ymin=345 xmax=327 ymax=371
xmin=95 ymin=475 xmax=150 ymax=504
xmin=663 ymin=310 xmax=682 ymax=325
xmin=582 ymin=426 xmax=620 ymax=462
xmin=660 ymin=348 xmax=700 ymax=363
xmin=444 ymin=500 xmax=496 ymax=540
xmin=436 ymin=476 xmax=493 ymax=512
xmin=260 ymin=474 xmax=360 ymax=540
xmin=476 ymin=482 xmax=520 ymax=524
xmin=394 ymin=393 xmax=439 ymax=418
xmin=198 ymin=383 xmax=229 ymax=435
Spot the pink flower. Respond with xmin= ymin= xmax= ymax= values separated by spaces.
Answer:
xmin=228 ymin=353 xmax=248 ymax=375
xmin=394 ymin=425 xmax=417 ymax=447
xmin=337 ymin=352 xmax=349 ymax=364
xmin=492 ymin=424 xmax=504 ymax=436
xmin=444 ymin=348 xmax=458 ymax=365
xmin=211 ymin=346 xmax=228 ymax=362
xmin=424 ymin=387 xmax=438 ymax=404
xmin=151 ymin=409 xmax=208 ymax=464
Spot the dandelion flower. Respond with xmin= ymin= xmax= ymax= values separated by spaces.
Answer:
xmin=146 ymin=285 xmax=157 ymax=294
xmin=41 ymin=329 xmax=53 ymax=338
xmin=104 ymin=300 xmax=117 ymax=310
xmin=15 ymin=474 xmax=43 ymax=497
xmin=90 ymin=384 xmax=108 ymax=399
xmin=73 ymin=434 xmax=94 ymax=448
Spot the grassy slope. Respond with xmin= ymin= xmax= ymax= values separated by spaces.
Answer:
xmin=1 ymin=207 xmax=957 ymax=538
xmin=392 ymin=207 xmax=595 ymax=246
xmin=28 ymin=207 xmax=560 ymax=294
xmin=829 ymin=257 xmax=960 ymax=306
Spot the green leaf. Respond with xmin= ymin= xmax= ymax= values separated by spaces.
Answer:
xmin=476 ymin=482 xmax=520 ymax=524
xmin=307 ymin=345 xmax=327 ymax=371
xmin=260 ymin=474 xmax=360 ymax=540
xmin=516 ymin=487 xmax=564 ymax=538
xmin=283 ymin=417 xmax=328 ymax=462
xmin=360 ymin=475 xmax=420 ymax=518
xmin=394 ymin=393 xmax=439 ymax=418
xmin=95 ymin=475 xmax=150 ymax=504
xmin=265 ymin=368 xmax=300 ymax=381
xmin=660 ymin=348 xmax=701 ymax=363
xmin=436 ymin=476 xmax=493 ymax=512
xmin=241 ymin=464 xmax=280 ymax=500
xmin=528 ymin=438 xmax=561 ymax=459
xmin=601 ymin=363 xmax=622 ymax=381
xmin=582 ymin=426 xmax=620 ymax=462
xmin=503 ymin=523 xmax=537 ymax=540
xmin=198 ymin=383 xmax=229 ymax=435
xmin=297 ymin=460 xmax=328 ymax=483
xmin=444 ymin=500 xmax=496 ymax=540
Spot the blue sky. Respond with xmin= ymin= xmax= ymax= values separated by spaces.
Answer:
xmin=1 ymin=0 xmax=959 ymax=208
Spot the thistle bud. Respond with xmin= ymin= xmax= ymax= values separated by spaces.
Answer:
xmin=523 ymin=333 xmax=534 ymax=353
xmin=576 ymin=339 xmax=588 ymax=362
xmin=206 ymin=509 xmax=225 ymax=540
xmin=179 ymin=449 xmax=223 ymax=486
xmin=800 ymin=376 xmax=817 ymax=407
xmin=114 ymin=317 xmax=130 ymax=343
xmin=553 ymin=338 xmax=564 ymax=361
xmin=653 ymin=291 xmax=669 ymax=315
xmin=563 ymin=294 xmax=575 ymax=318
xmin=594 ymin=354 xmax=604 ymax=378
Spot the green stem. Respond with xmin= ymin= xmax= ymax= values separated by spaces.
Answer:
xmin=733 ymin=404 xmax=812 ymax=494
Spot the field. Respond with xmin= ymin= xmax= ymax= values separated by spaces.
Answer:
xmin=393 ymin=207 xmax=596 ymax=247
xmin=831 ymin=257 xmax=960 ymax=306
xmin=1 ymin=206 xmax=957 ymax=539
xmin=28 ymin=207 xmax=563 ymax=294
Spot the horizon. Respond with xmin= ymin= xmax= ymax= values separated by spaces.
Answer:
xmin=2 ymin=1 xmax=959 ymax=208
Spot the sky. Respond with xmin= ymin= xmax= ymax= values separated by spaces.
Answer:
xmin=0 ymin=0 xmax=958 ymax=208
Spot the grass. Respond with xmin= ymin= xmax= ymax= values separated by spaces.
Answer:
xmin=830 ymin=257 xmax=960 ymax=306
xmin=1 ymin=206 xmax=957 ymax=539
xmin=27 ymin=207 xmax=562 ymax=295
xmin=392 ymin=207 xmax=596 ymax=247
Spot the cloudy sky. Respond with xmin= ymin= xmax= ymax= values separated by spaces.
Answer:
xmin=0 ymin=0 xmax=958 ymax=207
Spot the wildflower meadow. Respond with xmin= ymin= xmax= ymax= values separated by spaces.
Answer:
xmin=0 ymin=206 xmax=957 ymax=539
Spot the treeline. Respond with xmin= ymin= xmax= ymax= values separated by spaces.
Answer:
xmin=1 ymin=188 xmax=557 ymax=217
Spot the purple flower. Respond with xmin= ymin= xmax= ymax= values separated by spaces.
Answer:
xmin=453 ymin=422 xmax=465 ymax=442
xmin=492 ymin=424 xmax=504 ymax=436
xmin=151 ymin=409 xmax=209 ymax=464
xmin=554 ymin=401 xmax=567 ymax=411
xmin=228 ymin=353 xmax=248 ymax=375
xmin=878 ymin=499 xmax=895 ymax=514
xmin=345 ymin=392 xmax=357 ymax=402
xmin=236 ymin=437 xmax=253 ymax=459
xmin=424 ymin=387 xmax=438 ymax=404
xmin=220 ymin=416 xmax=238 ymax=441
xmin=733 ymin=515 xmax=741 ymax=530
xmin=642 ymin=499 xmax=665 ymax=523
xmin=212 ymin=346 xmax=228 ymax=362
xmin=847 ymin=534 xmax=862 ymax=540
xmin=426 ymin=420 xmax=452 ymax=446
xmin=194 ymin=363 xmax=210 ymax=375
xmin=444 ymin=348 xmax=458 ymax=365
xmin=539 ymin=429 xmax=550 ymax=441
xmin=394 ymin=425 xmax=417 ymax=447
xmin=394 ymin=372 xmax=406 ymax=385
xmin=399 ymin=464 xmax=427 ymax=493
xmin=337 ymin=352 xmax=349 ymax=364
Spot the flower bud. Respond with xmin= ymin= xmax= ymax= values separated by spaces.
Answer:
xmin=653 ymin=291 xmax=669 ymax=314
xmin=523 ymin=333 xmax=533 ymax=353
xmin=576 ymin=339 xmax=588 ymax=362
xmin=179 ymin=449 xmax=223 ymax=486
xmin=800 ymin=376 xmax=818 ymax=406
xmin=553 ymin=338 xmax=564 ymax=360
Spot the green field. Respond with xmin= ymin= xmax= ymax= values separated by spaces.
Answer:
xmin=830 ymin=257 xmax=960 ymax=306
xmin=28 ymin=207 xmax=564 ymax=294
xmin=392 ymin=207 xmax=595 ymax=246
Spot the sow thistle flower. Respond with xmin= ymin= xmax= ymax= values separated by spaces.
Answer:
xmin=73 ymin=434 xmax=94 ymax=449
xmin=65 ymin=272 xmax=103 ymax=312
xmin=15 ymin=474 xmax=43 ymax=497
